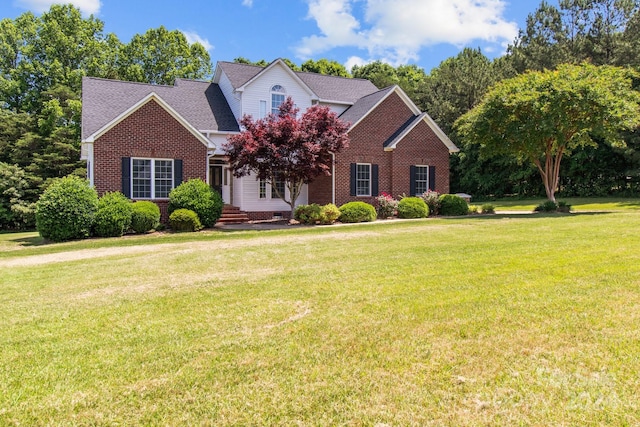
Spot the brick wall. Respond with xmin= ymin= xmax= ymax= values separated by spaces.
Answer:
xmin=93 ymin=99 xmax=208 ymax=222
xmin=331 ymin=91 xmax=451 ymax=207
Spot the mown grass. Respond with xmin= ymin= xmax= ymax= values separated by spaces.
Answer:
xmin=2 ymin=211 xmax=640 ymax=425
xmin=490 ymin=196 xmax=640 ymax=212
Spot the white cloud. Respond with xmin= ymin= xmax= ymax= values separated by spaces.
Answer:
xmin=296 ymin=0 xmax=519 ymax=65
xmin=344 ymin=55 xmax=368 ymax=72
xmin=181 ymin=30 xmax=214 ymax=52
xmin=15 ymin=0 xmax=101 ymax=15
xmin=242 ymin=0 xmax=253 ymax=6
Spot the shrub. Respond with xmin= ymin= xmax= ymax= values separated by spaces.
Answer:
xmin=169 ymin=208 xmax=203 ymax=232
xmin=420 ymin=190 xmax=441 ymax=216
xmin=338 ymin=201 xmax=377 ymax=223
xmin=168 ymin=179 xmax=223 ymax=228
xmin=319 ymin=203 xmax=341 ymax=224
xmin=376 ymin=192 xmax=398 ymax=218
xmin=397 ymin=197 xmax=429 ymax=219
xmin=294 ymin=204 xmax=322 ymax=225
xmin=93 ymin=192 xmax=133 ymax=237
xmin=468 ymin=205 xmax=479 ymax=214
xmin=481 ymin=203 xmax=496 ymax=214
xmin=35 ymin=175 xmax=98 ymax=242
xmin=438 ymin=194 xmax=469 ymax=216
xmin=534 ymin=200 xmax=559 ymax=212
xmin=130 ymin=201 xmax=160 ymax=233
xmin=534 ymin=200 xmax=573 ymax=213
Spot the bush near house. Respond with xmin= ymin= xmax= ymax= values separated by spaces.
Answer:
xmin=93 ymin=192 xmax=133 ymax=238
xmin=376 ymin=192 xmax=398 ymax=218
xmin=319 ymin=203 xmax=341 ymax=224
xmin=169 ymin=208 xmax=203 ymax=232
xmin=338 ymin=201 xmax=377 ymax=223
xmin=130 ymin=201 xmax=161 ymax=233
xmin=438 ymin=194 xmax=469 ymax=216
xmin=420 ymin=190 xmax=441 ymax=216
xmin=168 ymin=179 xmax=223 ymax=228
xmin=35 ymin=175 xmax=98 ymax=242
xmin=397 ymin=197 xmax=429 ymax=219
xmin=294 ymin=204 xmax=322 ymax=225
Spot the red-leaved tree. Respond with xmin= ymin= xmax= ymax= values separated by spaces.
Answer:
xmin=223 ymin=97 xmax=350 ymax=217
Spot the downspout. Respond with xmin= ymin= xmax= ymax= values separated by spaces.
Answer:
xmin=331 ymin=152 xmax=336 ymax=205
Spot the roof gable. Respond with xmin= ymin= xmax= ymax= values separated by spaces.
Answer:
xmin=384 ymin=113 xmax=459 ymax=153
xmin=81 ymin=77 xmax=239 ymax=142
xmin=214 ymin=60 xmax=379 ymax=105
xmin=84 ymin=92 xmax=211 ymax=148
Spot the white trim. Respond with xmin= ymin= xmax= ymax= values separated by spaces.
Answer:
xmin=130 ymin=157 xmax=175 ymax=200
xmin=236 ymin=59 xmax=318 ymax=100
xmin=82 ymin=93 xmax=211 ymax=148
xmin=413 ymin=165 xmax=430 ymax=195
xmin=384 ymin=113 xmax=459 ymax=153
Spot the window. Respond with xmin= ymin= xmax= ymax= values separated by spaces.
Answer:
xmin=132 ymin=158 xmax=173 ymax=199
xmin=259 ymin=179 xmax=267 ymax=199
xmin=356 ymin=163 xmax=371 ymax=196
xmin=271 ymin=85 xmax=286 ymax=114
xmin=271 ymin=173 xmax=285 ymax=199
xmin=259 ymin=100 xmax=267 ymax=119
xmin=413 ymin=166 xmax=429 ymax=195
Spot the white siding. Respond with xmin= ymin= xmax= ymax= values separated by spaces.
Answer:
xmin=209 ymin=133 xmax=231 ymax=156
xmin=236 ymin=174 xmax=308 ymax=212
xmin=218 ymin=72 xmax=242 ymax=121
xmin=241 ymin=64 xmax=314 ymax=119
xmin=318 ymin=101 xmax=350 ymax=116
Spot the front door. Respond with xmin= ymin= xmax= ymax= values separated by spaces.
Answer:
xmin=210 ymin=165 xmax=223 ymax=196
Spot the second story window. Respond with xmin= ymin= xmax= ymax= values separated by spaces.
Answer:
xmin=271 ymin=85 xmax=286 ymax=114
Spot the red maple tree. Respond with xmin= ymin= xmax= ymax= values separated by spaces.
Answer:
xmin=223 ymin=97 xmax=350 ymax=217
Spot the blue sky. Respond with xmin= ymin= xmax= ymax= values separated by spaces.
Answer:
xmin=1 ymin=0 xmax=547 ymax=73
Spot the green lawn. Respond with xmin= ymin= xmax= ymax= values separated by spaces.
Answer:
xmin=2 ymin=210 xmax=640 ymax=425
xmin=489 ymin=196 xmax=640 ymax=212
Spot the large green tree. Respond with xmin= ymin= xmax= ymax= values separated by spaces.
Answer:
xmin=456 ymin=63 xmax=640 ymax=202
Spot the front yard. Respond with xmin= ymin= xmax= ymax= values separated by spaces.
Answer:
xmin=1 ymin=208 xmax=639 ymax=425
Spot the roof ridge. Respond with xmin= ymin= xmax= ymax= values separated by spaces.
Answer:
xmin=83 ymin=76 xmax=177 ymax=89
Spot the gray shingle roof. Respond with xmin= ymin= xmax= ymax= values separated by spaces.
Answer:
xmin=81 ymin=77 xmax=239 ymax=141
xmin=216 ymin=60 xmax=379 ymax=104
xmin=338 ymin=86 xmax=396 ymax=127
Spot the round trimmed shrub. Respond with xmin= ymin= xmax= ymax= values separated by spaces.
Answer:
xmin=35 ymin=175 xmax=98 ymax=242
xmin=481 ymin=203 xmax=496 ymax=214
xmin=169 ymin=208 xmax=203 ymax=232
xmin=168 ymin=179 xmax=223 ymax=228
xmin=130 ymin=201 xmax=160 ymax=233
xmin=397 ymin=197 xmax=429 ymax=219
xmin=294 ymin=204 xmax=322 ymax=224
xmin=438 ymin=194 xmax=469 ymax=216
xmin=338 ymin=201 xmax=377 ymax=223
xmin=93 ymin=192 xmax=133 ymax=237
xmin=319 ymin=203 xmax=340 ymax=224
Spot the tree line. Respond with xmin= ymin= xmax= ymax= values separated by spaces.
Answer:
xmin=2 ymin=1 xmax=640 ymax=229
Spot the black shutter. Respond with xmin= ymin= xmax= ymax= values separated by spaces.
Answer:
xmin=410 ymin=165 xmax=416 ymax=196
xmin=350 ymin=163 xmax=356 ymax=196
xmin=174 ymin=159 xmax=183 ymax=188
xmin=371 ymin=164 xmax=379 ymax=197
xmin=122 ymin=157 xmax=131 ymax=198
xmin=429 ymin=166 xmax=436 ymax=191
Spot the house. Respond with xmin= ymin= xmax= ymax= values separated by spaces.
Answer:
xmin=81 ymin=59 xmax=458 ymax=221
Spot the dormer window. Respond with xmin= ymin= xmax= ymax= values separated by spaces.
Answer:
xmin=271 ymin=85 xmax=286 ymax=114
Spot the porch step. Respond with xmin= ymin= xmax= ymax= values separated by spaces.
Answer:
xmin=217 ymin=205 xmax=250 ymax=224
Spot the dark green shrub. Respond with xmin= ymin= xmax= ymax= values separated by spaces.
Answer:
xmin=557 ymin=201 xmax=572 ymax=213
xmin=169 ymin=208 xmax=203 ymax=232
xmin=420 ymin=190 xmax=441 ymax=216
xmin=481 ymin=203 xmax=496 ymax=214
xmin=0 ymin=162 xmax=36 ymax=230
xmin=35 ymin=175 xmax=98 ymax=242
xmin=438 ymin=194 xmax=469 ymax=216
xmin=338 ymin=201 xmax=377 ymax=223
xmin=534 ymin=200 xmax=559 ymax=212
xmin=294 ymin=203 xmax=322 ymax=224
xmin=93 ymin=192 xmax=133 ymax=237
xmin=130 ymin=201 xmax=160 ymax=233
xmin=319 ymin=203 xmax=341 ymax=224
xmin=397 ymin=197 xmax=429 ymax=219
xmin=168 ymin=179 xmax=223 ymax=228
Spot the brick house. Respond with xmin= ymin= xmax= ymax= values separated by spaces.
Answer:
xmin=81 ymin=59 xmax=458 ymax=221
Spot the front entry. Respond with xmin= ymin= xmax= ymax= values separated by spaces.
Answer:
xmin=210 ymin=165 xmax=223 ymax=195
